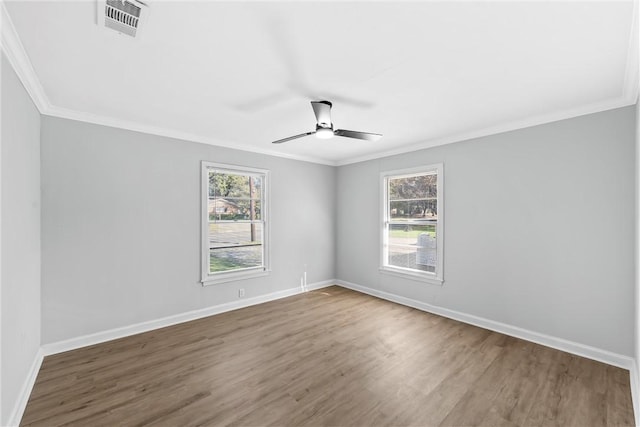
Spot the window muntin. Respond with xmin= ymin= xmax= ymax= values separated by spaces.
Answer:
xmin=202 ymin=162 xmax=269 ymax=284
xmin=381 ymin=165 xmax=443 ymax=284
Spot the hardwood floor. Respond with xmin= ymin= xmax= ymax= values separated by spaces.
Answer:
xmin=22 ymin=286 xmax=634 ymax=426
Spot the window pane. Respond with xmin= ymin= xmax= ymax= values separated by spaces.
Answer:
xmin=383 ymin=166 xmax=442 ymax=280
xmin=203 ymin=163 xmax=269 ymax=281
xmin=390 ymin=200 xmax=437 ymax=220
xmin=209 ymin=222 xmax=263 ymax=247
xmin=388 ymin=223 xmax=435 ymax=245
xmin=390 ymin=201 xmax=410 ymax=220
xmin=389 ymin=174 xmax=437 ymax=201
xmin=209 ymin=222 xmax=263 ymax=272
xmin=387 ymin=224 xmax=436 ymax=273
xmin=209 ymin=172 xmax=262 ymax=199
xmin=208 ymin=199 xmax=262 ymax=221
xmin=210 ymin=246 xmax=262 ymax=273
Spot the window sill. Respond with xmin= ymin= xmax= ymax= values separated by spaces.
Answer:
xmin=379 ymin=267 xmax=443 ymax=286
xmin=201 ymin=268 xmax=270 ymax=286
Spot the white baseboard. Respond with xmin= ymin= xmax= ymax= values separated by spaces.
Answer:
xmin=6 ymin=348 xmax=44 ymax=427
xmin=335 ymin=280 xmax=635 ymax=370
xmin=42 ymin=280 xmax=335 ymax=356
xmin=24 ymin=279 xmax=640 ymax=426
xmin=631 ymin=360 xmax=640 ymax=427
xmin=304 ymin=280 xmax=336 ymax=292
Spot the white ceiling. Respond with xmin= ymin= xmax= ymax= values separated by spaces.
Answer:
xmin=3 ymin=1 xmax=638 ymax=165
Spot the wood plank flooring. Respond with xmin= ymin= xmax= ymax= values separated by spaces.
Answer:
xmin=21 ymin=286 xmax=635 ymax=426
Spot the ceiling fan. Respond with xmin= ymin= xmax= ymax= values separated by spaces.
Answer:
xmin=271 ymin=101 xmax=382 ymax=144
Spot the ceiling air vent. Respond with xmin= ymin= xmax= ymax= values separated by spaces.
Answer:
xmin=97 ymin=0 xmax=148 ymax=38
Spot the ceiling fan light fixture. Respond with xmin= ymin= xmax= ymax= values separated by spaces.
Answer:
xmin=271 ymin=101 xmax=381 ymax=144
xmin=315 ymin=127 xmax=334 ymax=139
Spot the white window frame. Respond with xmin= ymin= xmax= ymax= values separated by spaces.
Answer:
xmin=380 ymin=164 xmax=444 ymax=285
xmin=201 ymin=161 xmax=270 ymax=286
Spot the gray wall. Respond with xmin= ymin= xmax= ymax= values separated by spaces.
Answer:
xmin=1 ymin=53 xmax=41 ymax=424
xmin=40 ymin=117 xmax=335 ymax=344
xmin=336 ymin=106 xmax=635 ymax=356
xmin=42 ymin=106 xmax=636 ymax=356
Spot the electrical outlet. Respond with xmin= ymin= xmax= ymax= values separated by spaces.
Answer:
xmin=238 ymin=288 xmax=245 ymax=298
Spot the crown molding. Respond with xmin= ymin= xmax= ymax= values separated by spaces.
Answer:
xmin=45 ymin=104 xmax=337 ymax=166
xmin=0 ymin=1 xmax=50 ymax=114
xmin=2 ymin=1 xmax=637 ymax=168
xmin=0 ymin=3 xmax=336 ymax=166
xmin=46 ymin=95 xmax=637 ymax=169
xmin=336 ymin=95 xmax=635 ymax=166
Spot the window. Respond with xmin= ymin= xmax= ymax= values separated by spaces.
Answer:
xmin=201 ymin=162 xmax=269 ymax=285
xmin=381 ymin=164 xmax=444 ymax=284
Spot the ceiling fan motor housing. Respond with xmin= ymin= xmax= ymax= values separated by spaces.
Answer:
xmin=271 ymin=100 xmax=382 ymax=144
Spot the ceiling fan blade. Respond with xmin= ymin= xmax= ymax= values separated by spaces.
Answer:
xmin=311 ymin=101 xmax=333 ymax=127
xmin=334 ymin=129 xmax=382 ymax=141
xmin=271 ymin=131 xmax=315 ymax=144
